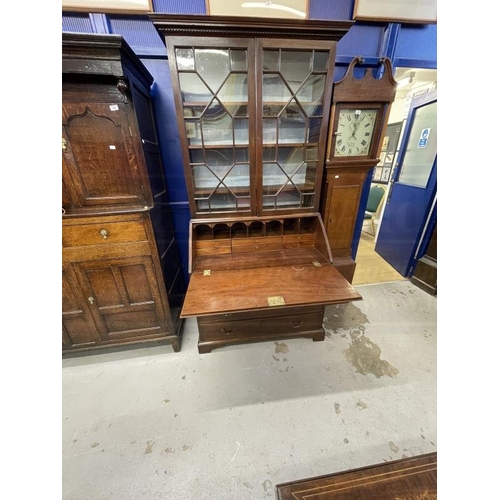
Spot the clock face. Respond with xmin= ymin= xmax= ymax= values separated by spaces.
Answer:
xmin=334 ymin=108 xmax=378 ymax=157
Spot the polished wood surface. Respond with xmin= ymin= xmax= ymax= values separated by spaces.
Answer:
xmin=276 ymin=452 xmax=437 ymax=500
xmin=183 ymin=214 xmax=361 ymax=352
xmin=320 ymin=58 xmax=398 ymax=283
xmin=62 ymin=33 xmax=185 ymax=354
xmin=150 ymin=13 xmax=353 ymax=40
xmin=182 ymin=259 xmax=361 ymax=317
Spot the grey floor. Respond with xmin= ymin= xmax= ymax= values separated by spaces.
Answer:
xmin=62 ymin=279 xmax=437 ymax=500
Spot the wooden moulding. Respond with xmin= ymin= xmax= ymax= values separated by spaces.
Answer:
xmin=149 ymin=14 xmax=353 ymax=40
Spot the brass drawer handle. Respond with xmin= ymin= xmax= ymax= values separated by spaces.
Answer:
xmin=99 ymin=229 xmax=108 ymax=239
xmin=221 ymin=327 xmax=234 ymax=335
xmin=289 ymin=321 xmax=303 ymax=328
xmin=62 ymin=138 xmax=67 ymax=151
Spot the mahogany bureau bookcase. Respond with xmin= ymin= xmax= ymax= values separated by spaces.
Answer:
xmin=62 ymin=33 xmax=185 ymax=353
xmin=150 ymin=15 xmax=362 ymax=353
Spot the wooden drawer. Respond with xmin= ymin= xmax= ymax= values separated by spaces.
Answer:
xmin=63 ymin=219 xmax=148 ymax=248
xmin=198 ymin=309 xmax=324 ymax=342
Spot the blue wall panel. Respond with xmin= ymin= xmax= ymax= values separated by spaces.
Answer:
xmin=62 ymin=13 xmax=93 ymax=33
xmin=107 ymin=15 xmax=166 ymax=55
xmin=140 ymin=58 xmax=190 ymax=284
xmin=309 ymin=0 xmax=353 ymax=20
xmin=152 ymin=0 xmax=206 ymax=14
xmin=394 ymin=24 xmax=437 ymax=66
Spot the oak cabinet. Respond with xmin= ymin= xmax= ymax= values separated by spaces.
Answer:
xmin=62 ymin=33 xmax=185 ymax=353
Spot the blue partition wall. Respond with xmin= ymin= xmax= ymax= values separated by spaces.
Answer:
xmin=62 ymin=1 xmax=437 ymax=283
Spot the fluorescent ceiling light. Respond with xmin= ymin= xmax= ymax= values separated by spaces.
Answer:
xmin=397 ymin=72 xmax=415 ymax=87
xmin=241 ymin=2 xmax=306 ymax=18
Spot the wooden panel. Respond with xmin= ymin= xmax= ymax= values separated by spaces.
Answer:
xmin=62 ymin=265 xmax=101 ymax=348
xmin=199 ymin=310 xmax=324 ymax=341
xmin=198 ymin=304 xmax=323 ymax=324
xmin=62 ymin=97 xmax=148 ymax=209
xmin=194 ymin=247 xmax=327 ymax=272
xmin=72 ymin=256 xmax=170 ymax=341
xmin=276 ymin=452 xmax=437 ymax=500
xmin=62 ymin=219 xmax=147 ymax=247
xmin=323 ymin=170 xmax=366 ymax=255
xmin=181 ymin=259 xmax=361 ymax=317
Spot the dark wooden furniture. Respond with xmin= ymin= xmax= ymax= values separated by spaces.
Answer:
xmin=150 ymin=15 xmax=362 ymax=353
xmin=183 ymin=213 xmax=361 ymax=353
xmin=321 ymin=57 xmax=397 ymax=283
xmin=276 ymin=452 xmax=437 ymax=500
xmin=62 ymin=33 xmax=185 ymax=353
xmin=411 ymin=223 xmax=437 ymax=295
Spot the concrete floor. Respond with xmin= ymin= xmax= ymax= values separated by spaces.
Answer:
xmin=62 ymin=279 xmax=437 ymax=500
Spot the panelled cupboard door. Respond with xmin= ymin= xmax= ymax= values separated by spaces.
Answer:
xmin=71 ymin=256 xmax=171 ymax=342
xmin=166 ymin=36 xmax=336 ymax=217
xmin=62 ymin=92 xmax=148 ymax=211
xmin=62 ymin=264 xmax=101 ymax=349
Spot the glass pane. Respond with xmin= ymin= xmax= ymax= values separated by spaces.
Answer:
xmin=235 ymin=148 xmax=249 ymax=163
xmin=210 ymin=187 xmax=237 ymax=211
xmin=263 ymin=50 xmax=279 ymax=71
xmin=179 ymin=73 xmax=212 ymax=103
xmin=192 ymin=165 xmax=220 ymax=190
xmin=278 ymin=147 xmax=305 ymax=179
xmin=188 ymin=149 xmax=204 ymax=164
xmin=195 ymin=49 xmax=230 ymax=92
xmin=183 ymin=105 xmax=206 ymax=118
xmin=263 ymin=104 xmax=284 ymax=117
xmin=307 ymin=118 xmax=322 ymax=143
xmin=313 ymin=51 xmax=329 ymax=72
xmin=223 ymin=164 xmax=250 ymax=194
xmin=219 ymin=74 xmax=248 ymax=102
xmin=234 ymin=118 xmax=249 ymax=145
xmin=201 ymin=108 xmax=233 ymax=145
xmin=280 ymin=51 xmax=312 ymax=92
xmin=296 ymin=74 xmax=326 ymax=116
xmin=230 ymin=50 xmax=247 ymax=71
xmin=176 ymin=48 xmax=194 ymax=70
xmin=263 ymin=74 xmax=292 ymax=103
xmin=205 ymin=148 xmax=233 ymax=167
xmin=226 ymin=104 xmax=248 ymax=117
xmin=306 ymin=145 xmax=318 ymax=160
xmin=279 ymin=104 xmax=306 ymax=144
xmin=292 ymin=164 xmax=308 ymax=188
xmin=184 ymin=120 xmax=202 ymax=145
xmin=263 ymin=118 xmax=277 ymax=144
xmin=399 ymin=101 xmax=437 ymax=187
xmin=276 ymin=188 xmax=301 ymax=209
xmin=263 ymin=163 xmax=288 ymax=195
xmin=263 ymin=146 xmax=276 ymax=162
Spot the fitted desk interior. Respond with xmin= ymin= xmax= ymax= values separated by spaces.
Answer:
xmin=181 ymin=213 xmax=362 ymax=353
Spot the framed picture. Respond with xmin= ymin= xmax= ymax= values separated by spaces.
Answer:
xmin=353 ymin=0 xmax=437 ymax=24
xmin=62 ymin=0 xmax=152 ymax=13
xmin=206 ymin=0 xmax=309 ymax=19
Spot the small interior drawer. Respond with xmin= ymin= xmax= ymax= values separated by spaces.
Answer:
xmin=62 ymin=219 xmax=148 ymax=247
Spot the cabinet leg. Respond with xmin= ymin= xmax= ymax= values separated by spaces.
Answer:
xmin=171 ymin=337 xmax=181 ymax=353
xmin=312 ymin=331 xmax=326 ymax=342
xmin=198 ymin=344 xmax=212 ymax=354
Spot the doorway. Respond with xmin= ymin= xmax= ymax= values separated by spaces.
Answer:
xmin=352 ymin=67 xmax=437 ymax=286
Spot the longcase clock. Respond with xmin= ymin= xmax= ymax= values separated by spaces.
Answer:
xmin=321 ymin=57 xmax=397 ymax=282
